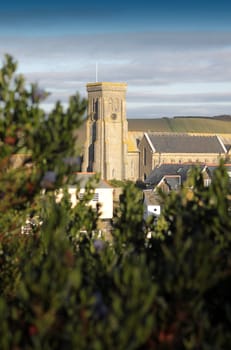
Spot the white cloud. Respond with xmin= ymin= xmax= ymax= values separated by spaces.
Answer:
xmin=0 ymin=31 xmax=231 ymax=117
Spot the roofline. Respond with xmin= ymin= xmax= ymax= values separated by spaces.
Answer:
xmin=144 ymin=132 xmax=155 ymax=152
xmin=216 ymin=135 xmax=228 ymax=153
xmin=86 ymin=82 xmax=127 ymax=91
xmin=152 ymin=162 xmax=231 ymax=167
xmin=157 ymin=174 xmax=181 ymax=187
xmin=100 ymin=179 xmax=113 ymax=188
xmin=162 ymin=175 xmax=181 ymax=178
xmin=87 ymin=82 xmax=127 ymax=86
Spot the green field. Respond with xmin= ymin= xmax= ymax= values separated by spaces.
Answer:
xmin=128 ymin=117 xmax=231 ymax=134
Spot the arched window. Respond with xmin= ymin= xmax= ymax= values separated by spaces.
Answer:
xmin=114 ymin=98 xmax=119 ymax=112
xmin=109 ymin=98 xmax=113 ymax=112
xmin=92 ymin=98 xmax=99 ymax=120
xmin=144 ymin=148 xmax=147 ymax=166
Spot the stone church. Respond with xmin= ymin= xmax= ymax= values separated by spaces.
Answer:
xmin=81 ymin=82 xmax=231 ymax=181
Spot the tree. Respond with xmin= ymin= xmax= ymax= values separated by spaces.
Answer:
xmin=0 ymin=54 xmax=87 ymax=234
xmin=0 ymin=55 xmax=231 ymax=349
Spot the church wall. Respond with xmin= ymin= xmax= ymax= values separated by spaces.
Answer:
xmin=139 ymin=136 xmax=154 ymax=180
xmin=152 ymin=152 xmax=224 ymax=168
xmin=104 ymin=119 xmax=124 ymax=179
xmin=139 ymin=144 xmax=226 ymax=181
xmin=82 ymin=81 xmax=229 ymax=183
xmin=126 ymin=152 xmax=140 ymax=181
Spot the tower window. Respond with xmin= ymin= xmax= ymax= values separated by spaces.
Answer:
xmin=92 ymin=98 xmax=99 ymax=119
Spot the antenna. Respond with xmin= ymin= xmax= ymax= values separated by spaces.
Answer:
xmin=95 ymin=62 xmax=98 ymax=82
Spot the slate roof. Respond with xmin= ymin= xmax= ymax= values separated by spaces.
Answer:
xmin=206 ymin=164 xmax=231 ymax=179
xmin=41 ymin=171 xmax=113 ymax=189
xmin=72 ymin=172 xmax=112 ymax=189
xmin=143 ymin=190 xmax=160 ymax=206
xmin=145 ymin=163 xmax=206 ymax=187
xmin=146 ymin=133 xmax=226 ymax=153
xmin=162 ymin=176 xmax=181 ymax=191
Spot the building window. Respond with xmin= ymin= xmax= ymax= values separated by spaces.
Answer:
xmin=204 ymin=179 xmax=211 ymax=187
xmin=92 ymin=122 xmax=97 ymax=142
xmin=144 ymin=148 xmax=147 ymax=166
xmin=93 ymin=193 xmax=99 ymax=201
xmin=93 ymin=98 xmax=98 ymax=115
xmin=109 ymin=98 xmax=113 ymax=112
xmin=78 ymin=192 xmax=99 ymax=201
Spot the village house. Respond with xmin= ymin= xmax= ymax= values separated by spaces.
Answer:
xmin=56 ymin=172 xmax=114 ymax=220
xmin=143 ymin=163 xmax=231 ymax=219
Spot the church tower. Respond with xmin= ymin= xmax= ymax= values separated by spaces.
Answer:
xmin=82 ymin=82 xmax=128 ymax=180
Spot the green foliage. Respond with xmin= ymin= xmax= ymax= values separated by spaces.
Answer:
xmin=0 ymin=55 xmax=231 ymax=349
xmin=0 ymin=54 xmax=87 ymax=233
xmin=108 ymin=178 xmax=134 ymax=188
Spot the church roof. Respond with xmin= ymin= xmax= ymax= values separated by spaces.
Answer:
xmin=145 ymin=133 xmax=226 ymax=153
xmin=127 ymin=131 xmax=143 ymax=152
xmin=75 ymin=117 xmax=231 ymax=152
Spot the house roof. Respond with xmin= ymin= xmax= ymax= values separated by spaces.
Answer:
xmin=146 ymin=163 xmax=231 ymax=187
xmin=143 ymin=190 xmax=161 ymax=206
xmin=72 ymin=172 xmax=112 ymax=189
xmin=145 ymin=163 xmax=206 ymax=187
xmin=160 ymin=175 xmax=181 ymax=191
xmin=206 ymin=164 xmax=231 ymax=179
xmin=145 ymin=133 xmax=226 ymax=153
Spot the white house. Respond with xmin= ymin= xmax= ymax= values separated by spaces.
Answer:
xmin=57 ymin=172 xmax=114 ymax=220
xmin=143 ymin=189 xmax=161 ymax=220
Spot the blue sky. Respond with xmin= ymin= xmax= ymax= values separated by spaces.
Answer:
xmin=1 ymin=0 xmax=231 ymax=117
